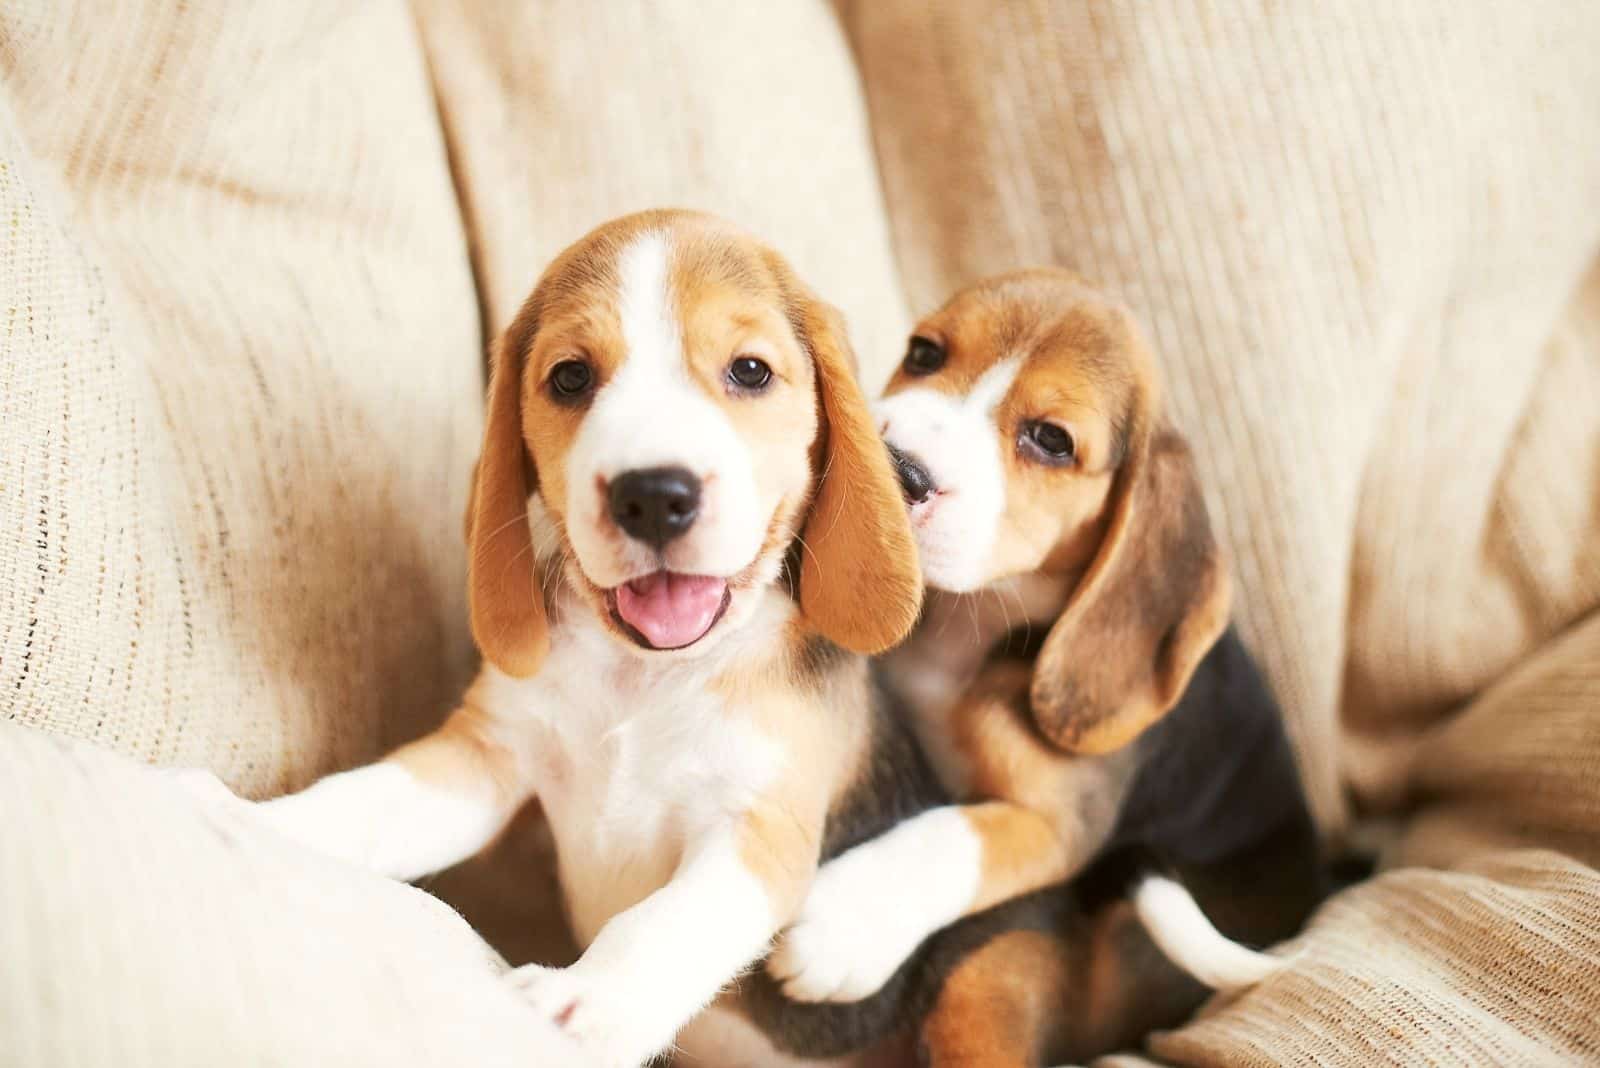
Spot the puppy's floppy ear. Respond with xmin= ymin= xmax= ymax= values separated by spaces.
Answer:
xmin=466 ymin=308 xmax=548 ymax=677
xmin=795 ymin=299 xmax=923 ymax=654
xmin=1032 ymin=419 xmax=1230 ymax=754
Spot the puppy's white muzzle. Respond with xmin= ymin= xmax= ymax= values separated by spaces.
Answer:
xmin=875 ymin=387 xmax=1007 ymax=593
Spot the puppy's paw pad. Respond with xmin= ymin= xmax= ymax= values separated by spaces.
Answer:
xmin=769 ymin=914 xmax=899 ymax=1003
xmin=509 ymin=965 xmax=588 ymax=1032
xmin=507 ymin=964 xmax=667 ymax=1068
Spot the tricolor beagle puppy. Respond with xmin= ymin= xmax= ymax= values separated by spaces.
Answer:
xmin=192 ymin=210 xmax=931 ymax=1067
xmin=746 ymin=270 xmax=1323 ymax=1066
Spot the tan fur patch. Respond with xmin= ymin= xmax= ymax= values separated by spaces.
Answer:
xmin=391 ymin=680 xmax=535 ymax=809
xmin=919 ymin=930 xmax=1070 ymax=1068
xmin=964 ymin=801 xmax=1072 ymax=914
xmin=792 ymin=297 xmax=924 ymax=654
xmin=718 ymin=629 xmax=875 ymax=921
xmin=945 ymin=660 xmax=1138 ymax=910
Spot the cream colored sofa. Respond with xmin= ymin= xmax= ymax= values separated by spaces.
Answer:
xmin=4 ymin=2 xmax=1599 ymax=1065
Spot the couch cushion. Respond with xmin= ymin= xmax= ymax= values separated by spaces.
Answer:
xmin=0 ymin=721 xmax=580 ymax=1066
xmin=0 ymin=0 xmax=483 ymax=795
xmin=413 ymin=0 xmax=910 ymax=382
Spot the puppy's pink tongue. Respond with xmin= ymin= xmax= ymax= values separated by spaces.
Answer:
xmin=614 ymin=572 xmax=728 ymax=649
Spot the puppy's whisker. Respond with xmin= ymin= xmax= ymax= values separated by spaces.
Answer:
xmin=792 ymin=532 xmax=823 ymax=584
xmin=540 ymin=548 xmax=571 ymax=602
xmin=932 ymin=592 xmax=960 ymax=639
xmin=496 ymin=538 xmax=536 ymax=585
xmin=477 ymin=509 xmax=535 ymax=548
xmin=817 ymin=458 xmax=851 ymax=543
xmin=1007 ymin=582 xmax=1033 ymax=649
xmin=964 ymin=591 xmax=981 ymax=646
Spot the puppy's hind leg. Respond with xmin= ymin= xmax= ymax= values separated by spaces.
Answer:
xmin=917 ymin=929 xmax=1071 ymax=1068
xmin=915 ymin=896 xmax=1210 ymax=1068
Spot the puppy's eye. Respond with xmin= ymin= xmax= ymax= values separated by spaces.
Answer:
xmin=727 ymin=355 xmax=773 ymax=391
xmin=903 ymin=336 xmax=946 ymax=376
xmin=1020 ymin=420 xmax=1076 ymax=464
xmin=549 ymin=359 xmax=594 ymax=400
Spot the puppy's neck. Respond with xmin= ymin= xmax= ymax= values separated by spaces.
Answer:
xmin=884 ymin=569 xmax=1076 ymax=726
xmin=926 ymin=570 xmax=1075 ymax=656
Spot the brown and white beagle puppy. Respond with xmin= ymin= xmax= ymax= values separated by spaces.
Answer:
xmin=187 ymin=210 xmax=926 ymax=1067
xmin=752 ymin=270 xmax=1323 ymax=1065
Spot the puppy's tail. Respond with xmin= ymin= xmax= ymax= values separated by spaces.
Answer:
xmin=1133 ymin=874 xmax=1290 ymax=991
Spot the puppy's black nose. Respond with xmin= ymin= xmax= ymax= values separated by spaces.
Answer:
xmin=609 ymin=466 xmax=702 ymax=547
xmin=887 ymin=444 xmax=935 ymax=505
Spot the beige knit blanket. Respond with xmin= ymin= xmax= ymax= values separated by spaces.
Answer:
xmin=4 ymin=2 xmax=1598 ymax=1064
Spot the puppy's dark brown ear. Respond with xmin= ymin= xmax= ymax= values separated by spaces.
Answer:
xmin=1032 ymin=421 xmax=1230 ymax=754
xmin=466 ymin=310 xmax=548 ymax=677
xmin=795 ymin=299 xmax=923 ymax=654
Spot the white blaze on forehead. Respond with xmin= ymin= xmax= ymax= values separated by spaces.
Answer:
xmin=874 ymin=355 xmax=1023 ymax=592
xmin=618 ymin=230 xmax=681 ymax=373
xmin=966 ymin=355 xmax=1023 ymax=415
xmin=563 ymin=229 xmax=766 ymax=586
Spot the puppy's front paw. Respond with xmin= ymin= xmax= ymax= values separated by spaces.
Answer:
xmin=509 ymin=963 xmax=674 ymax=1068
xmin=766 ymin=854 xmax=929 ymax=1003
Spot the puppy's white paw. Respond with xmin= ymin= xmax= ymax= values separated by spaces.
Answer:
xmin=766 ymin=855 xmax=930 ymax=1003
xmin=509 ymin=963 xmax=675 ymax=1068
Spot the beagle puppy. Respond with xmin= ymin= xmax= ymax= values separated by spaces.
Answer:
xmin=748 ymin=270 xmax=1323 ymax=1065
xmin=192 ymin=210 xmax=930 ymax=1067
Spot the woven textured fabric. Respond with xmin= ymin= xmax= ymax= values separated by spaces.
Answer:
xmin=1394 ymin=608 xmax=1600 ymax=874
xmin=1142 ymin=850 xmax=1600 ymax=1068
xmin=0 ymin=1 xmax=482 ymax=796
xmin=412 ymin=0 xmax=910 ymax=367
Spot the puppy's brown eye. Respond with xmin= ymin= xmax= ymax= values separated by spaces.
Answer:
xmin=1021 ymin=420 xmax=1076 ymax=464
xmin=549 ymin=359 xmax=594 ymax=400
xmin=903 ymin=336 xmax=946 ymax=376
xmin=728 ymin=356 xmax=773 ymax=391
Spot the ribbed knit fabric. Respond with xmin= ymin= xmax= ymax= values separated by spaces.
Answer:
xmin=411 ymin=0 xmax=911 ymax=362
xmin=0 ymin=1 xmax=481 ymax=798
xmin=5 ymin=1 xmax=1600 ymax=1065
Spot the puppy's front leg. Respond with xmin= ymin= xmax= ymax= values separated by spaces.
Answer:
xmin=766 ymin=801 xmax=1079 ymax=1003
xmin=769 ymin=669 xmax=1136 ymax=1003
xmin=512 ymin=798 xmax=821 ymax=1068
xmin=254 ymin=692 xmax=537 ymax=881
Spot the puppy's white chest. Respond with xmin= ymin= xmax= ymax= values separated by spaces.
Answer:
xmin=491 ymin=649 xmax=782 ymax=949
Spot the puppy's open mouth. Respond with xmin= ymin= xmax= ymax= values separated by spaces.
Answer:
xmin=607 ymin=571 xmax=732 ymax=651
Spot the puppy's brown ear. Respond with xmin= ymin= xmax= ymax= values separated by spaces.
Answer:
xmin=466 ymin=312 xmax=548 ymax=677
xmin=796 ymin=299 xmax=923 ymax=654
xmin=1032 ymin=422 xmax=1230 ymax=754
